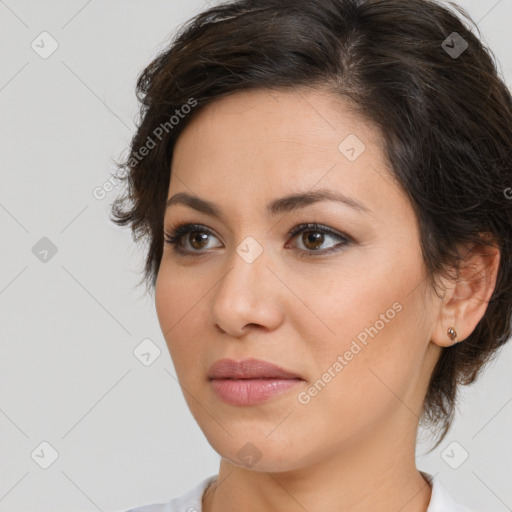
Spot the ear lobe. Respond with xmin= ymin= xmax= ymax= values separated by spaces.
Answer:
xmin=430 ymin=237 xmax=501 ymax=349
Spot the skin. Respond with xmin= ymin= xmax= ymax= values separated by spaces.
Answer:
xmin=154 ymin=87 xmax=500 ymax=512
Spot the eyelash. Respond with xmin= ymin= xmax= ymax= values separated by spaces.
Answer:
xmin=163 ymin=222 xmax=352 ymax=258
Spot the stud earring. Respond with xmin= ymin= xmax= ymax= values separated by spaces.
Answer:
xmin=447 ymin=326 xmax=458 ymax=343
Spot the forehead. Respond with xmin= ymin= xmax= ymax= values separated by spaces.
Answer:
xmin=169 ymin=88 xmax=407 ymax=221
xmin=173 ymin=87 xmax=382 ymax=167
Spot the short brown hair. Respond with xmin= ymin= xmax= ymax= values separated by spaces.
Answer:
xmin=110 ymin=0 xmax=512 ymax=445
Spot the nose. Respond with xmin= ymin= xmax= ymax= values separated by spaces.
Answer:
xmin=210 ymin=243 xmax=284 ymax=337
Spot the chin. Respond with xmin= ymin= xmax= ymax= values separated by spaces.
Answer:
xmin=201 ymin=427 xmax=314 ymax=473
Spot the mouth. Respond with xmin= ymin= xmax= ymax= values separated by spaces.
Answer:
xmin=207 ymin=358 xmax=304 ymax=406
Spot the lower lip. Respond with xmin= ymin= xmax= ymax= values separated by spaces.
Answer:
xmin=210 ymin=378 xmax=303 ymax=406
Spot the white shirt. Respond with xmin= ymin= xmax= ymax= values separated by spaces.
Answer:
xmin=126 ymin=471 xmax=473 ymax=512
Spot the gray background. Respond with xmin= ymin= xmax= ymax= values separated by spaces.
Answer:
xmin=0 ymin=1 xmax=511 ymax=511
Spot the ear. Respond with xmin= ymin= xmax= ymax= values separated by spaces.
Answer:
xmin=431 ymin=235 xmax=501 ymax=348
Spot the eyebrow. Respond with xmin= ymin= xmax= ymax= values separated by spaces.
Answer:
xmin=166 ymin=189 xmax=372 ymax=219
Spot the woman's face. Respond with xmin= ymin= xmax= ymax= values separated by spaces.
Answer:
xmin=155 ymin=88 xmax=442 ymax=472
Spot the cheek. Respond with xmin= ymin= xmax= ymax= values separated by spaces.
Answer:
xmin=285 ymin=254 xmax=410 ymax=354
xmin=290 ymin=256 xmax=427 ymax=425
xmin=155 ymin=259 xmax=210 ymax=328
xmin=154 ymin=264 xmax=209 ymax=371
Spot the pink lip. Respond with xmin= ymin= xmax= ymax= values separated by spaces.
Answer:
xmin=208 ymin=357 xmax=302 ymax=380
xmin=208 ymin=358 xmax=304 ymax=406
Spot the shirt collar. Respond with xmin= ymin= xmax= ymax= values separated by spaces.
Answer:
xmin=421 ymin=471 xmax=472 ymax=512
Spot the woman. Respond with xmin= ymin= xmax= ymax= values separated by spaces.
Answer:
xmin=112 ymin=0 xmax=512 ymax=510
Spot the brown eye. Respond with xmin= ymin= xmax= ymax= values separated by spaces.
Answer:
xmin=164 ymin=224 xmax=221 ymax=254
xmin=188 ymin=231 xmax=211 ymax=250
xmin=300 ymin=231 xmax=326 ymax=251
xmin=288 ymin=223 xmax=351 ymax=255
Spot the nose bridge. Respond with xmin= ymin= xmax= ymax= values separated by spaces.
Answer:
xmin=210 ymin=236 xmax=280 ymax=334
xmin=217 ymin=236 xmax=269 ymax=305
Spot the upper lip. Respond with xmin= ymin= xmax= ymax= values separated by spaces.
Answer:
xmin=208 ymin=358 xmax=303 ymax=380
